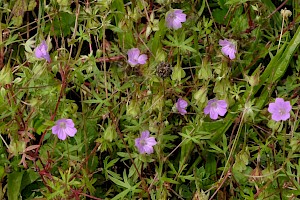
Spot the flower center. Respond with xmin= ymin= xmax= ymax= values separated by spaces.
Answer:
xmin=279 ymin=108 xmax=286 ymax=115
xmin=211 ymin=102 xmax=217 ymax=108
xmin=140 ymin=139 xmax=146 ymax=146
xmin=59 ymin=122 xmax=66 ymax=129
xmin=40 ymin=47 xmax=47 ymax=55
xmin=169 ymin=13 xmax=176 ymax=19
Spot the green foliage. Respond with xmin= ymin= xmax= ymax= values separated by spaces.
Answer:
xmin=1 ymin=0 xmax=300 ymax=199
xmin=8 ymin=171 xmax=24 ymax=200
xmin=45 ymin=12 xmax=76 ymax=37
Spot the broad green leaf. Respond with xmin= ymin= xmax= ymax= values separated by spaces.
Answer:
xmin=20 ymin=169 xmax=39 ymax=191
xmin=8 ymin=171 xmax=24 ymax=200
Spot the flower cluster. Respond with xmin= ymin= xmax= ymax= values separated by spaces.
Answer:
xmin=45 ymin=9 xmax=292 ymax=160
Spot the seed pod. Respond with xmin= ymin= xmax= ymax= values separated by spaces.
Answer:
xmin=156 ymin=62 xmax=172 ymax=78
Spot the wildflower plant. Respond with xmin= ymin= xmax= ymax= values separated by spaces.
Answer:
xmin=2 ymin=0 xmax=300 ymax=199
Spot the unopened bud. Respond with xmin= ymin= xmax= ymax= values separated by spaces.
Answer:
xmin=281 ymin=8 xmax=292 ymax=20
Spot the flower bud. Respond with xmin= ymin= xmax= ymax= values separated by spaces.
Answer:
xmin=281 ymin=8 xmax=292 ymax=20
xmin=103 ymin=123 xmax=117 ymax=142
xmin=126 ymin=100 xmax=140 ymax=118
xmin=194 ymin=86 xmax=207 ymax=104
xmin=0 ymin=66 xmax=13 ymax=85
xmin=171 ymin=65 xmax=185 ymax=81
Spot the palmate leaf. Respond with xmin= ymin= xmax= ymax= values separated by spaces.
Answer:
xmin=109 ymin=170 xmax=142 ymax=200
xmin=109 ymin=171 xmax=131 ymax=189
xmin=163 ymin=33 xmax=197 ymax=53
xmin=111 ymin=188 xmax=131 ymax=200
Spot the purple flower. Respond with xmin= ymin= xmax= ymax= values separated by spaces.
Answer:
xmin=52 ymin=119 xmax=77 ymax=140
xmin=204 ymin=99 xmax=228 ymax=120
xmin=135 ymin=130 xmax=157 ymax=154
xmin=268 ymin=98 xmax=292 ymax=121
xmin=127 ymin=48 xmax=147 ymax=66
xmin=34 ymin=40 xmax=51 ymax=62
xmin=219 ymin=39 xmax=237 ymax=60
xmin=176 ymin=98 xmax=188 ymax=115
xmin=166 ymin=9 xmax=187 ymax=30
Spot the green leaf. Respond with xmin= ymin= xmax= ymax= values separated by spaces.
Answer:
xmin=0 ymin=166 xmax=4 ymax=180
xmin=88 ymin=155 xmax=99 ymax=172
xmin=4 ymin=34 xmax=18 ymax=47
xmin=233 ymin=148 xmax=250 ymax=172
xmin=171 ymin=65 xmax=186 ymax=81
xmin=0 ymin=65 xmax=13 ymax=85
xmin=212 ymin=8 xmax=228 ymax=24
xmin=45 ymin=12 xmax=75 ymax=36
xmin=20 ymin=169 xmax=39 ymax=191
xmin=57 ymin=0 xmax=70 ymax=6
xmin=160 ymin=176 xmax=180 ymax=184
xmin=225 ymin=0 xmax=249 ymax=5
xmin=232 ymin=167 xmax=251 ymax=185
xmin=109 ymin=175 xmax=128 ymax=188
xmin=11 ymin=0 xmax=27 ymax=27
xmin=103 ymin=122 xmax=117 ymax=142
xmin=111 ymin=0 xmax=125 ymax=25
xmin=111 ymin=188 xmax=130 ymax=200
xmin=28 ymin=0 xmax=37 ymax=11
xmin=212 ymin=26 xmax=300 ymax=143
xmin=8 ymin=171 xmax=24 ymax=200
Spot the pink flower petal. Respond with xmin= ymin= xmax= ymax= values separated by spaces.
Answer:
xmin=217 ymin=107 xmax=227 ymax=116
xmin=166 ymin=9 xmax=186 ymax=30
xmin=219 ymin=39 xmax=230 ymax=46
xmin=141 ymin=130 xmax=150 ymax=139
xmin=209 ymin=110 xmax=219 ymax=120
xmin=137 ymin=54 xmax=147 ymax=64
